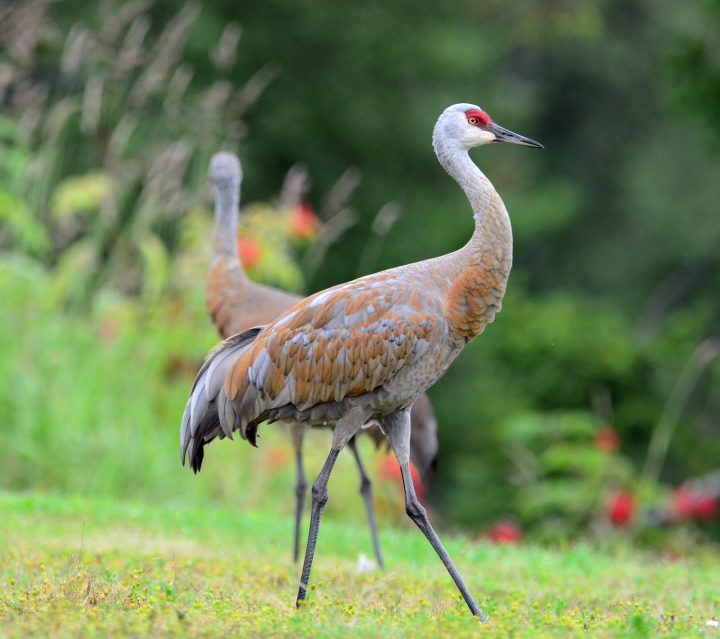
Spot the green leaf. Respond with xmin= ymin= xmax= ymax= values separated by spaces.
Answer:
xmin=50 ymin=239 xmax=99 ymax=306
xmin=50 ymin=173 xmax=115 ymax=221
xmin=138 ymin=233 xmax=171 ymax=299
xmin=0 ymin=191 xmax=50 ymax=255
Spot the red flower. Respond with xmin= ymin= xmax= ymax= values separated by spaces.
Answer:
xmin=594 ymin=426 xmax=620 ymax=453
xmin=289 ymin=203 xmax=320 ymax=240
xmin=607 ymin=490 xmax=636 ymax=527
xmin=98 ymin=315 xmax=120 ymax=343
xmin=378 ymin=455 xmax=425 ymax=499
xmin=237 ymin=234 xmax=262 ymax=269
xmin=487 ymin=521 xmax=522 ymax=545
xmin=672 ymin=487 xmax=718 ymax=522
xmin=264 ymin=445 xmax=291 ymax=470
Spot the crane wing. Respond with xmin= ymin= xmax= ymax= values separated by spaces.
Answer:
xmin=184 ymin=275 xmax=442 ymax=448
xmin=226 ymin=277 xmax=441 ymax=442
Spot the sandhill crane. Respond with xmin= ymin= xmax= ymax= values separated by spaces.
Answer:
xmin=181 ymin=103 xmax=542 ymax=619
xmin=204 ymin=152 xmax=438 ymax=568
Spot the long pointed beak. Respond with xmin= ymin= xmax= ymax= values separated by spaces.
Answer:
xmin=489 ymin=123 xmax=543 ymax=148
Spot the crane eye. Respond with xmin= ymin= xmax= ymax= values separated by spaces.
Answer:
xmin=467 ymin=116 xmax=479 ymax=125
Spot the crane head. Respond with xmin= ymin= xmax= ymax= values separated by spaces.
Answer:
xmin=434 ymin=103 xmax=543 ymax=152
xmin=209 ymin=152 xmax=243 ymax=190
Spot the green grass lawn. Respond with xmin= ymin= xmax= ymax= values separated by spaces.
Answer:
xmin=0 ymin=492 xmax=718 ymax=637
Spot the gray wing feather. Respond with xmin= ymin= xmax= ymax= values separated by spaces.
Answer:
xmin=180 ymin=325 xmax=264 ymax=470
xmin=205 ymin=345 xmax=246 ymax=401
xmin=180 ymin=398 xmax=192 ymax=465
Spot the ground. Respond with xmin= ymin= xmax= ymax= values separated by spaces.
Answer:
xmin=0 ymin=492 xmax=718 ymax=638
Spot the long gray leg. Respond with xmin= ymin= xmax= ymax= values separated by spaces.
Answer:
xmin=293 ymin=448 xmax=307 ymax=563
xmin=348 ymin=436 xmax=384 ymax=569
xmin=383 ymin=410 xmax=486 ymax=620
xmin=296 ymin=407 xmax=369 ymax=608
xmin=289 ymin=423 xmax=307 ymax=563
xmin=296 ymin=447 xmax=339 ymax=606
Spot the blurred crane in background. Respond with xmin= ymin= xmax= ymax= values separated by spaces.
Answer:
xmin=203 ymin=152 xmax=439 ymax=567
xmin=181 ymin=105 xmax=542 ymax=618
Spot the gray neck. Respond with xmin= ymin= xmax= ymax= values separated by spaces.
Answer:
xmin=432 ymin=135 xmax=513 ymax=266
xmin=212 ymin=177 xmax=242 ymax=263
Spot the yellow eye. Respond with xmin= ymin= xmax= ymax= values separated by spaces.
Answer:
xmin=467 ymin=117 xmax=478 ymax=125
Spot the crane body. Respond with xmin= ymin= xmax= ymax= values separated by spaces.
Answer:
xmin=182 ymin=104 xmax=542 ymax=619
xmin=202 ymin=152 xmax=438 ymax=568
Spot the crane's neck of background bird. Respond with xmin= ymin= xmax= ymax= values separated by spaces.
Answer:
xmin=212 ymin=182 xmax=245 ymax=273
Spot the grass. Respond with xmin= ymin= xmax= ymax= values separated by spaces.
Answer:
xmin=0 ymin=492 xmax=718 ymax=637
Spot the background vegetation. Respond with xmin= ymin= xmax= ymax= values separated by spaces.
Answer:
xmin=1 ymin=0 xmax=719 ymax=546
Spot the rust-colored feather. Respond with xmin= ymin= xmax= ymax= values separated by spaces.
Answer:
xmin=216 ymin=278 xmax=439 ymax=434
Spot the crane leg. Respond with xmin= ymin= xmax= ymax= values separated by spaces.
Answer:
xmin=382 ymin=411 xmax=486 ymax=621
xmin=347 ymin=436 xmax=384 ymax=569
xmin=288 ymin=423 xmax=308 ymax=563
xmin=293 ymin=448 xmax=308 ymax=563
xmin=296 ymin=406 xmax=369 ymax=608
xmin=295 ymin=447 xmax=340 ymax=607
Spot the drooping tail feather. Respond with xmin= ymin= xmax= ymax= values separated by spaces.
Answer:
xmin=180 ymin=326 xmax=264 ymax=472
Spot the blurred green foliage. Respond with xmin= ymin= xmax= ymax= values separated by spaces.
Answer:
xmin=0 ymin=0 xmax=719 ymax=540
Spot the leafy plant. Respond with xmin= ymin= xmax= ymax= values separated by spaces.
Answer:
xmin=0 ymin=1 xmax=272 ymax=305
